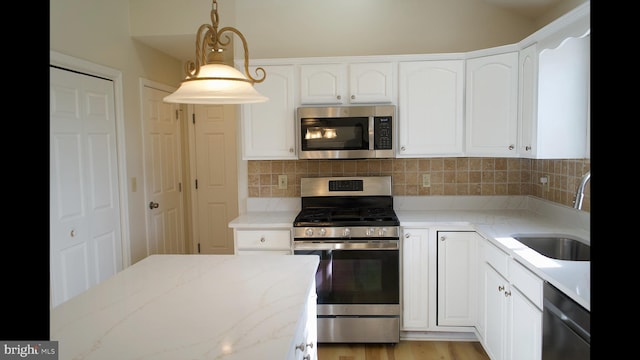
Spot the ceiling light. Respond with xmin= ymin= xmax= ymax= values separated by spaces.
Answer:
xmin=164 ymin=0 xmax=268 ymax=104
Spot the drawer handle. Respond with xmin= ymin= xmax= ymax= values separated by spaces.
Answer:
xmin=260 ymin=236 xmax=266 ymax=243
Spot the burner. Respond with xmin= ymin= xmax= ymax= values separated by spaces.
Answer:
xmin=293 ymin=176 xmax=400 ymax=233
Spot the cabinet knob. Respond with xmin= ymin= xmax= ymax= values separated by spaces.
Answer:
xmin=508 ymin=145 xmax=515 ymax=150
xmin=440 ymin=236 xmax=446 ymax=241
xmin=70 ymin=229 xmax=76 ymax=237
xmin=504 ymin=290 xmax=511 ymax=297
xmin=336 ymin=95 xmax=342 ymax=100
xmin=289 ymin=147 xmax=294 ymax=153
xmin=260 ymin=236 xmax=266 ymax=243
xmin=525 ymin=146 xmax=531 ymax=151
xmin=401 ymin=146 xmax=406 ymax=151
xmin=405 ymin=233 xmax=410 ymax=238
xmin=351 ymin=95 xmax=356 ymax=100
xmin=498 ymin=285 xmax=504 ymax=292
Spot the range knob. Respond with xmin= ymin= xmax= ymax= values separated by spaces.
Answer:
xmin=366 ymin=227 xmax=376 ymax=236
xmin=378 ymin=228 xmax=387 ymax=236
xmin=305 ymin=228 xmax=314 ymax=237
xmin=318 ymin=228 xmax=326 ymax=236
xmin=343 ymin=228 xmax=351 ymax=237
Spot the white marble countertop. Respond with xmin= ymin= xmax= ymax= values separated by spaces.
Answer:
xmin=50 ymin=254 xmax=320 ymax=360
xmin=229 ymin=195 xmax=590 ymax=311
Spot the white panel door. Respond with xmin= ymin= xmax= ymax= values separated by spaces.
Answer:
xmin=192 ymin=105 xmax=238 ymax=254
xmin=50 ymin=66 xmax=123 ymax=307
xmin=142 ymin=85 xmax=185 ymax=255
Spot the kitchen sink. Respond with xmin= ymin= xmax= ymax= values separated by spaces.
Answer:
xmin=512 ymin=234 xmax=590 ymax=261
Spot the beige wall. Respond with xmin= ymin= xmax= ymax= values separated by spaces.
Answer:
xmin=50 ymin=0 xmax=184 ymax=264
xmin=233 ymin=0 xmax=587 ymax=59
xmin=247 ymin=158 xmax=590 ymax=212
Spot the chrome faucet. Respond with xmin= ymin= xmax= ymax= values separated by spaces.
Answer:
xmin=573 ymin=171 xmax=590 ymax=210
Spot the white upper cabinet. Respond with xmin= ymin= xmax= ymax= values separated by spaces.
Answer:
xmin=300 ymin=62 xmax=394 ymax=104
xmin=349 ymin=62 xmax=395 ymax=103
xmin=465 ymin=52 xmax=519 ymax=157
xmin=241 ymin=64 xmax=297 ymax=159
xmin=518 ymin=3 xmax=590 ymax=159
xmin=398 ymin=60 xmax=464 ymax=157
xmin=518 ymin=36 xmax=590 ymax=159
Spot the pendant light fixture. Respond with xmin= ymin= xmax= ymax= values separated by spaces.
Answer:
xmin=163 ymin=0 xmax=267 ymax=104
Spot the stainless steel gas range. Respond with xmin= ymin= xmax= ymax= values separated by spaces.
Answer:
xmin=292 ymin=176 xmax=400 ymax=344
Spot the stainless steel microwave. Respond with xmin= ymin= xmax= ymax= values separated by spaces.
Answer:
xmin=297 ymin=105 xmax=396 ymax=160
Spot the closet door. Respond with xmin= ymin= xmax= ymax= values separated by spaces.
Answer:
xmin=50 ymin=66 xmax=123 ymax=307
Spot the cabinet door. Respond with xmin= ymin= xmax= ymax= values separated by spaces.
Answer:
xmin=436 ymin=231 xmax=478 ymax=326
xmin=518 ymin=44 xmax=537 ymax=158
xmin=483 ymin=263 xmax=507 ymax=360
xmin=401 ymin=228 xmax=430 ymax=330
xmin=241 ymin=65 xmax=297 ymax=159
xmin=398 ymin=60 xmax=464 ymax=157
xmin=536 ymin=33 xmax=590 ymax=159
xmin=349 ymin=62 xmax=394 ymax=103
xmin=465 ymin=52 xmax=519 ymax=157
xmin=300 ymin=63 xmax=346 ymax=104
xmin=508 ymin=288 xmax=542 ymax=360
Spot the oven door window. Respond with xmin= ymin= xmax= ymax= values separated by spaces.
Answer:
xmin=296 ymin=249 xmax=399 ymax=304
xmin=300 ymin=117 xmax=369 ymax=151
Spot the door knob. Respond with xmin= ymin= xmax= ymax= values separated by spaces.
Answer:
xmin=149 ymin=201 xmax=159 ymax=209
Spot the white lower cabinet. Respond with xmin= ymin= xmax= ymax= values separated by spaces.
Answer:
xmin=401 ymin=228 xmax=430 ymax=330
xmin=481 ymin=240 xmax=542 ymax=360
xmin=289 ymin=280 xmax=318 ymax=360
xmin=436 ymin=231 xmax=480 ymax=327
xmin=402 ymin=227 xmax=479 ymax=333
xmin=234 ymin=229 xmax=292 ymax=254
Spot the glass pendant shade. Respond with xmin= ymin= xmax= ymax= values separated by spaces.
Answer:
xmin=163 ymin=63 xmax=268 ymax=104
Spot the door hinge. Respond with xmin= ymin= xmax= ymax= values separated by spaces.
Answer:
xmin=195 ymin=179 xmax=198 ymax=189
xmin=179 ymin=182 xmax=182 ymax=192
xmin=192 ymin=113 xmax=195 ymax=124
xmin=175 ymin=109 xmax=179 ymax=120
xmin=197 ymin=243 xmax=200 ymax=253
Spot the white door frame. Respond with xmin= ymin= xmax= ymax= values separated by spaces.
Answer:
xmin=50 ymin=50 xmax=131 ymax=267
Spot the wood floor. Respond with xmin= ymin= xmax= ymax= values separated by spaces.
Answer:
xmin=317 ymin=340 xmax=490 ymax=360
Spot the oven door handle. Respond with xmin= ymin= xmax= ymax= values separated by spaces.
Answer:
xmin=293 ymin=240 xmax=399 ymax=251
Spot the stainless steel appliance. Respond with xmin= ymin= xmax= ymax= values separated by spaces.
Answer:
xmin=297 ymin=105 xmax=396 ymax=160
xmin=542 ymin=282 xmax=590 ymax=359
xmin=293 ymin=176 xmax=400 ymax=344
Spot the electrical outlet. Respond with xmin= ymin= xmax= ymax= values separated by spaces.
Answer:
xmin=540 ymin=175 xmax=549 ymax=191
xmin=422 ymin=174 xmax=431 ymax=188
xmin=278 ymin=175 xmax=287 ymax=190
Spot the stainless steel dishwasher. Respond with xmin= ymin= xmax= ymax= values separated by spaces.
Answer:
xmin=542 ymin=282 xmax=590 ymax=359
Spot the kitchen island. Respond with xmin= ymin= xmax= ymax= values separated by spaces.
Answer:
xmin=50 ymin=254 xmax=319 ymax=360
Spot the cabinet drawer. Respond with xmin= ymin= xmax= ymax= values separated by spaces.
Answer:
xmin=509 ymin=258 xmax=543 ymax=309
xmin=237 ymin=250 xmax=292 ymax=255
xmin=236 ymin=230 xmax=291 ymax=250
xmin=484 ymin=241 xmax=509 ymax=276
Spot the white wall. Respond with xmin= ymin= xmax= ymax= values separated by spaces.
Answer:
xmin=50 ymin=0 xmax=184 ymax=264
